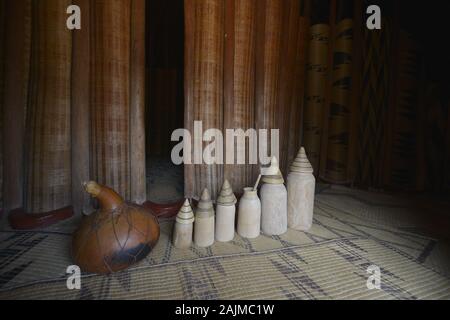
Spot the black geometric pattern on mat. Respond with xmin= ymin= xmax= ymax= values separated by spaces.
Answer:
xmin=229 ymin=237 xmax=256 ymax=253
xmin=319 ymin=202 xmax=450 ymax=280
xmin=181 ymin=264 xmax=219 ymax=300
xmin=313 ymin=216 xmax=363 ymax=239
xmin=113 ymin=269 xmax=132 ymax=292
xmin=79 ymin=285 xmax=95 ymax=300
xmin=331 ymin=239 xmax=417 ymax=300
xmin=161 ymin=236 xmax=173 ymax=264
xmin=271 ymin=252 xmax=327 ymax=300
xmin=79 ymin=274 xmax=112 ymax=300
xmin=271 ymin=235 xmax=297 ymax=248
xmin=0 ymin=232 xmax=47 ymax=289
xmin=302 ymin=231 xmax=330 ymax=243
xmin=416 ymin=240 xmax=437 ymax=264
xmin=0 ymin=262 xmax=33 ymax=289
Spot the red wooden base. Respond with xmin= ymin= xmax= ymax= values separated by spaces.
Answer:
xmin=8 ymin=206 xmax=74 ymax=230
xmin=6 ymin=193 xmax=245 ymax=230
xmin=143 ymin=199 xmax=185 ymax=219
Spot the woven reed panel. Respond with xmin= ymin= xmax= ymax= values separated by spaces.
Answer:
xmin=25 ymin=0 xmax=72 ymax=213
xmin=90 ymin=0 xmax=131 ymax=200
xmin=185 ymin=0 xmax=224 ymax=200
xmin=324 ymin=0 xmax=353 ymax=183
xmin=388 ymin=30 xmax=420 ymax=190
xmin=223 ymin=0 xmax=256 ymax=192
xmin=446 ymin=110 xmax=450 ymax=193
xmin=0 ymin=1 xmax=5 ymax=210
xmin=303 ymin=0 xmax=330 ymax=174
xmin=421 ymin=84 xmax=448 ymax=193
xmin=286 ymin=3 xmax=310 ymax=170
xmin=356 ymin=0 xmax=392 ymax=188
xmin=254 ymin=0 xmax=283 ymax=177
xmin=277 ymin=0 xmax=302 ymax=175
xmin=3 ymin=1 xmax=31 ymax=212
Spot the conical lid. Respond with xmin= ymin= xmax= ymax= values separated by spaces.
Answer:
xmin=216 ymin=179 xmax=237 ymax=205
xmin=290 ymin=147 xmax=313 ymax=174
xmin=196 ymin=188 xmax=214 ymax=217
xmin=176 ymin=199 xmax=195 ymax=224
xmin=262 ymin=156 xmax=285 ymax=184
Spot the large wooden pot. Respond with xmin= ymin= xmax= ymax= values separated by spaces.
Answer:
xmin=72 ymin=181 xmax=160 ymax=274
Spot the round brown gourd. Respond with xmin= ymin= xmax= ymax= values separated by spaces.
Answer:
xmin=72 ymin=181 xmax=160 ymax=274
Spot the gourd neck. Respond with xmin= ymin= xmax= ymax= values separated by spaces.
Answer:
xmin=85 ymin=182 xmax=124 ymax=211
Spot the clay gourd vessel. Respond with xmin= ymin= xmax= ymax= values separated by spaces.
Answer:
xmin=72 ymin=181 xmax=160 ymax=274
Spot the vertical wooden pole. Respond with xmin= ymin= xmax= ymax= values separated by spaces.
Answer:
xmin=415 ymin=49 xmax=427 ymax=192
xmin=319 ymin=0 xmax=336 ymax=180
xmin=25 ymin=0 xmax=73 ymax=214
xmin=90 ymin=0 xmax=131 ymax=199
xmin=253 ymin=0 xmax=266 ymax=181
xmin=277 ymin=0 xmax=301 ymax=174
xmin=287 ymin=0 xmax=311 ymax=167
xmin=357 ymin=0 xmax=393 ymax=188
xmin=347 ymin=0 xmax=362 ymax=186
xmin=223 ymin=0 xmax=236 ymax=187
xmin=254 ymin=0 xmax=283 ymax=176
xmin=446 ymin=106 xmax=450 ymax=193
xmin=223 ymin=0 xmax=257 ymax=191
xmin=184 ymin=0 xmax=195 ymax=199
xmin=3 ymin=0 xmax=31 ymax=213
xmin=302 ymin=0 xmax=331 ymax=174
xmin=388 ymin=30 xmax=420 ymax=191
xmin=130 ymin=0 xmax=147 ymax=204
xmin=72 ymin=0 xmax=92 ymax=215
xmin=0 ymin=0 xmax=5 ymax=214
xmin=382 ymin=0 xmax=400 ymax=190
xmin=184 ymin=0 xmax=224 ymax=200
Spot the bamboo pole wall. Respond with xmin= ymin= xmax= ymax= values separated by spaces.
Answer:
xmin=185 ymin=0 xmax=309 ymax=199
xmin=303 ymin=0 xmax=331 ymax=174
xmin=323 ymin=0 xmax=353 ymax=183
xmin=24 ymin=0 xmax=72 ymax=213
xmin=90 ymin=0 xmax=131 ymax=200
xmin=185 ymin=0 xmax=314 ymax=198
xmin=223 ymin=0 xmax=256 ymax=192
